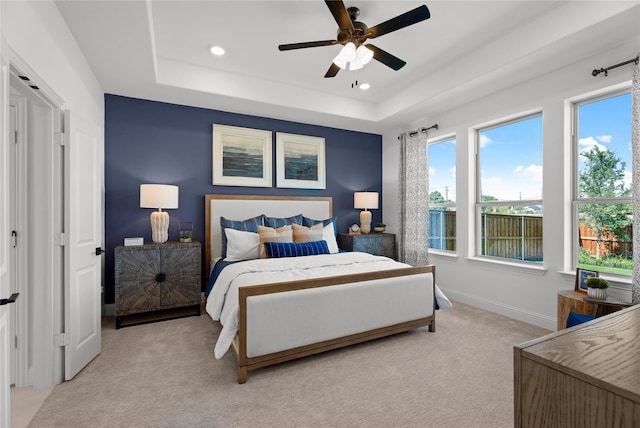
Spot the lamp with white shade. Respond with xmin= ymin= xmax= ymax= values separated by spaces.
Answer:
xmin=354 ymin=191 xmax=378 ymax=234
xmin=140 ymin=184 xmax=179 ymax=244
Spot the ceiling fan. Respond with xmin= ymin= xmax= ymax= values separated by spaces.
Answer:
xmin=278 ymin=1 xmax=430 ymax=78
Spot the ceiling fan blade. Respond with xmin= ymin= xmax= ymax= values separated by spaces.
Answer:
xmin=279 ymin=40 xmax=339 ymax=51
xmin=366 ymin=5 xmax=430 ymax=39
xmin=366 ymin=44 xmax=406 ymax=71
xmin=324 ymin=62 xmax=341 ymax=78
xmin=325 ymin=0 xmax=354 ymax=32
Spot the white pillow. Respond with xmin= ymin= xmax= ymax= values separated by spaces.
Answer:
xmin=224 ymin=228 xmax=260 ymax=261
xmin=323 ymin=222 xmax=339 ymax=254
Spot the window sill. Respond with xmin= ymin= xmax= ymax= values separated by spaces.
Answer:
xmin=465 ymin=256 xmax=547 ymax=276
xmin=428 ymin=250 xmax=458 ymax=259
xmin=559 ymin=269 xmax=632 ymax=289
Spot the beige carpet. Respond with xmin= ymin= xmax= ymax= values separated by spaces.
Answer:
xmin=28 ymin=302 xmax=548 ymax=428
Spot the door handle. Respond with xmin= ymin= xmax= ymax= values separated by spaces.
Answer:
xmin=95 ymin=247 xmax=105 ymax=256
xmin=0 ymin=293 xmax=19 ymax=306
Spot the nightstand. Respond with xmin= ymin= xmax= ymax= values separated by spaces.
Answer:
xmin=337 ymin=233 xmax=396 ymax=259
xmin=114 ymin=241 xmax=201 ymax=328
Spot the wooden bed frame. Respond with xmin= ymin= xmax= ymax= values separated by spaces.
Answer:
xmin=205 ymin=194 xmax=436 ymax=383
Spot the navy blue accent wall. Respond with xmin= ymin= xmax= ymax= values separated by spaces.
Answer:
xmin=104 ymin=94 xmax=383 ymax=304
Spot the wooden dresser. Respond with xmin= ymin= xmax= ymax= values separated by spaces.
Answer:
xmin=515 ymin=304 xmax=640 ymax=427
xmin=114 ymin=241 xmax=201 ymax=328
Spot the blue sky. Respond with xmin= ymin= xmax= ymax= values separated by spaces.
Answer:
xmin=428 ymin=91 xmax=632 ymax=203
xmin=577 ymin=92 xmax=632 ymax=194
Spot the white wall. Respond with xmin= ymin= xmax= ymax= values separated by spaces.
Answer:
xmin=382 ymin=41 xmax=640 ymax=331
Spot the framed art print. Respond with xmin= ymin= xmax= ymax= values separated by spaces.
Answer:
xmin=212 ymin=124 xmax=272 ymax=187
xmin=575 ymin=268 xmax=598 ymax=292
xmin=276 ymin=132 xmax=326 ymax=189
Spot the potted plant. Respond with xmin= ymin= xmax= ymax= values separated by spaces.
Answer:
xmin=585 ymin=277 xmax=609 ymax=300
xmin=374 ymin=222 xmax=386 ymax=233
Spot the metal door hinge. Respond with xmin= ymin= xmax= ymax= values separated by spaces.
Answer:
xmin=54 ymin=333 xmax=70 ymax=347
xmin=54 ymin=233 xmax=66 ymax=247
xmin=55 ymin=131 xmax=65 ymax=146
xmin=11 ymin=230 xmax=17 ymax=248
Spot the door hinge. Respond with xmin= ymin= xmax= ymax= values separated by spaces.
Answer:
xmin=54 ymin=333 xmax=70 ymax=347
xmin=11 ymin=230 xmax=17 ymax=248
xmin=14 ymin=129 xmax=18 ymax=144
xmin=55 ymin=131 xmax=65 ymax=147
xmin=14 ymin=335 xmax=18 ymax=349
xmin=54 ymin=232 xmax=66 ymax=247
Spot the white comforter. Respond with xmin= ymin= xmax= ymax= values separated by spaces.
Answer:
xmin=206 ymin=252 xmax=450 ymax=359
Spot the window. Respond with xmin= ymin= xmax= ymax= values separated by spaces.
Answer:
xmin=573 ymin=90 xmax=632 ymax=276
xmin=428 ymin=137 xmax=456 ymax=252
xmin=476 ymin=114 xmax=543 ymax=262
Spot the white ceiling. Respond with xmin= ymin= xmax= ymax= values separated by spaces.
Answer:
xmin=55 ymin=0 xmax=640 ymax=133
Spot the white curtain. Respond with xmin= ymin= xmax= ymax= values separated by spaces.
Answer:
xmin=632 ymin=55 xmax=640 ymax=304
xmin=398 ymin=130 xmax=430 ymax=266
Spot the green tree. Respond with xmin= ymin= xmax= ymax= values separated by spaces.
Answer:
xmin=429 ymin=190 xmax=445 ymax=204
xmin=579 ymin=146 xmax=632 ymax=258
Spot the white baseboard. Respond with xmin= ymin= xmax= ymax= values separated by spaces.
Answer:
xmin=440 ymin=288 xmax=556 ymax=331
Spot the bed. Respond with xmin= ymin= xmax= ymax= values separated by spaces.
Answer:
xmin=204 ymin=194 xmax=439 ymax=383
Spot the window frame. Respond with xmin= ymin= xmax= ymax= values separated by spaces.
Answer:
xmin=428 ymin=134 xmax=457 ymax=254
xmin=474 ymin=111 xmax=544 ymax=264
xmin=571 ymin=88 xmax=632 ymax=276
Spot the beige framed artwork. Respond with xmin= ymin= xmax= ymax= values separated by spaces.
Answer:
xmin=212 ymin=124 xmax=272 ymax=187
xmin=276 ymin=132 xmax=326 ymax=189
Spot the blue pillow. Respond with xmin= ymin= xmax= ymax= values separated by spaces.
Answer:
xmin=566 ymin=312 xmax=597 ymax=328
xmin=263 ymin=240 xmax=330 ymax=258
xmin=220 ymin=214 xmax=264 ymax=258
xmin=302 ymin=216 xmax=338 ymax=236
xmin=264 ymin=214 xmax=303 ymax=228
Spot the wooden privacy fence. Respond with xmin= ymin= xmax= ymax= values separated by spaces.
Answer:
xmin=481 ymin=213 xmax=543 ymax=261
xmin=428 ymin=210 xmax=457 ymax=251
xmin=429 ymin=211 xmax=543 ymax=261
xmin=429 ymin=210 xmax=632 ymax=261
xmin=579 ymin=224 xmax=632 ymax=258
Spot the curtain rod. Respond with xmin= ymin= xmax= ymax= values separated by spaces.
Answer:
xmin=398 ymin=123 xmax=438 ymax=139
xmin=592 ymin=55 xmax=639 ymax=77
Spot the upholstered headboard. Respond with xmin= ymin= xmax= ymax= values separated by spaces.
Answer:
xmin=205 ymin=194 xmax=333 ymax=274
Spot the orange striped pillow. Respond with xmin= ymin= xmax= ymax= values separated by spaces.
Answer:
xmin=292 ymin=223 xmax=324 ymax=243
xmin=257 ymin=225 xmax=293 ymax=258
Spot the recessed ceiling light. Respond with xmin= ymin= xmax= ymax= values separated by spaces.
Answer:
xmin=359 ymin=83 xmax=371 ymax=90
xmin=210 ymin=46 xmax=225 ymax=56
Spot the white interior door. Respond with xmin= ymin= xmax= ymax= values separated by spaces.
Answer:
xmin=0 ymin=21 xmax=13 ymax=426
xmin=63 ymin=110 xmax=102 ymax=380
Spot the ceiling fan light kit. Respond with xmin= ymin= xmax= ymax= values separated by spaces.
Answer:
xmin=278 ymin=1 xmax=430 ymax=78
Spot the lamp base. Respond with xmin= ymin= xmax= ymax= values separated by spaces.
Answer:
xmin=150 ymin=210 xmax=170 ymax=243
xmin=360 ymin=210 xmax=372 ymax=234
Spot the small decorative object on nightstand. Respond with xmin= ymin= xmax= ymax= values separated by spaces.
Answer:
xmin=114 ymin=241 xmax=201 ymax=328
xmin=338 ymin=232 xmax=396 ymax=259
xmin=179 ymin=222 xmax=193 ymax=243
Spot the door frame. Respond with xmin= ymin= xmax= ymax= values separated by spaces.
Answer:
xmin=8 ymin=93 xmax=29 ymax=387
xmin=8 ymin=56 xmax=65 ymax=387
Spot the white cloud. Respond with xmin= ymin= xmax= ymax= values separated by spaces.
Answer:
xmin=578 ymin=136 xmax=608 ymax=153
xmin=484 ymin=176 xmax=502 ymax=185
xmin=480 ymin=134 xmax=491 ymax=148
xmin=429 ymin=166 xmax=436 ymax=176
xmin=596 ymin=135 xmax=612 ymax=143
xmin=448 ymin=166 xmax=456 ymax=178
xmin=514 ymin=164 xmax=542 ymax=182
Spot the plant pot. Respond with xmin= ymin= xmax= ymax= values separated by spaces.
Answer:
xmin=587 ymin=287 xmax=607 ymax=300
xmin=374 ymin=227 xmax=386 ymax=233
